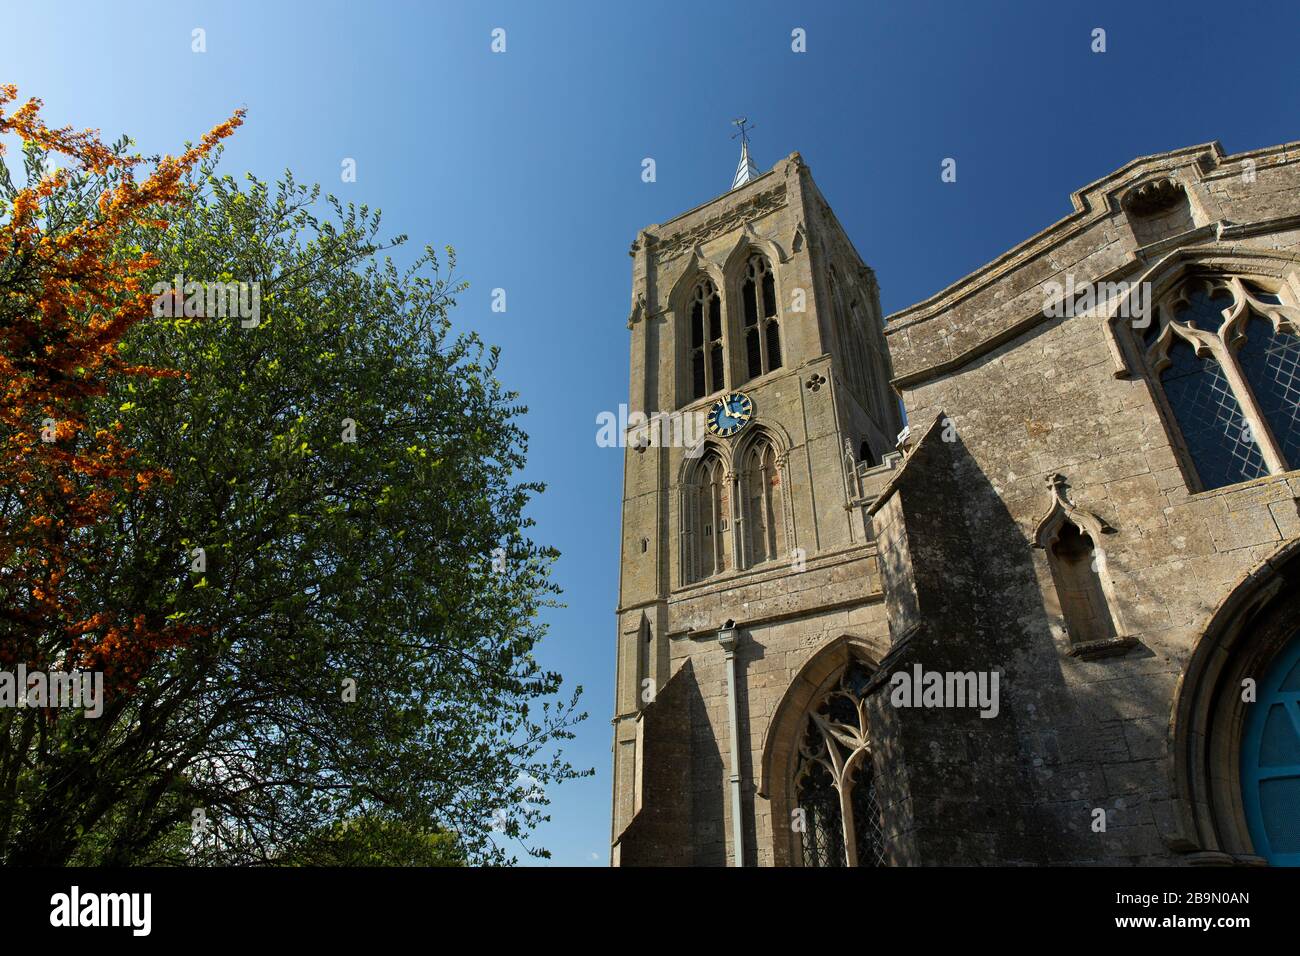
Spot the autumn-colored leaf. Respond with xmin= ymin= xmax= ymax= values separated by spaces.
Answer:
xmin=0 ymin=83 xmax=242 ymax=694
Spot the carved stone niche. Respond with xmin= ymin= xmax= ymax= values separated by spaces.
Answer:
xmin=1121 ymin=176 xmax=1196 ymax=246
xmin=1033 ymin=474 xmax=1138 ymax=661
xmin=1122 ymin=177 xmax=1186 ymax=217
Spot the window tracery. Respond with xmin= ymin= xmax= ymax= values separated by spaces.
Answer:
xmin=1139 ymin=275 xmax=1300 ymax=490
xmin=690 ymin=277 xmax=725 ymax=400
xmin=741 ymin=436 xmax=785 ymax=566
xmin=684 ymin=449 xmax=729 ymax=582
xmin=741 ymin=253 xmax=781 ymax=382
xmin=794 ymin=661 xmax=888 ymax=867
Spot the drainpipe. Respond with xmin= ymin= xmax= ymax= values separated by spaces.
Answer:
xmin=718 ymin=620 xmax=745 ymax=867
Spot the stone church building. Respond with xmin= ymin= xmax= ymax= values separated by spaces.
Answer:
xmin=610 ymin=136 xmax=1300 ymax=866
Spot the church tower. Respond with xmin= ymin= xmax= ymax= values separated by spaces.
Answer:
xmin=611 ymin=138 xmax=903 ymax=866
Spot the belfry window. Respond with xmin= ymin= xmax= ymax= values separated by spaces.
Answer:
xmin=794 ymin=661 xmax=889 ymax=867
xmin=690 ymin=278 xmax=725 ymax=400
xmin=741 ymin=254 xmax=781 ymax=381
xmin=1141 ymin=276 xmax=1300 ymax=491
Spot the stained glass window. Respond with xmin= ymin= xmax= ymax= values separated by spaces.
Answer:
xmin=794 ymin=661 xmax=889 ymax=867
xmin=1238 ymin=316 xmax=1300 ymax=471
xmin=797 ymin=761 xmax=845 ymax=868
xmin=1148 ymin=277 xmax=1299 ymax=490
xmin=1160 ymin=335 xmax=1267 ymax=489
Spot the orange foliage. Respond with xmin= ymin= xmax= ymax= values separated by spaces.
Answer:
xmin=0 ymin=84 xmax=242 ymax=692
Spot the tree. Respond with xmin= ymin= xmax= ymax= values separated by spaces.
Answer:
xmin=281 ymin=815 xmax=466 ymax=867
xmin=0 ymin=85 xmax=241 ymax=674
xmin=0 ymin=85 xmax=242 ymax=859
xmin=1 ymin=93 xmax=587 ymax=865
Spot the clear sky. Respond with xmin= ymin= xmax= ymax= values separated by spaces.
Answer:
xmin=3 ymin=0 xmax=1296 ymax=866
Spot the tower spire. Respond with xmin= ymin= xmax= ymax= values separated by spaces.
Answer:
xmin=730 ymin=117 xmax=759 ymax=190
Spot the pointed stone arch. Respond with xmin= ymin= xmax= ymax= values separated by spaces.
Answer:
xmin=1032 ymin=473 xmax=1134 ymax=659
xmin=758 ymin=632 xmax=891 ymax=865
xmin=722 ymin=228 xmax=787 ymax=386
xmin=733 ymin=417 xmax=794 ymax=459
xmin=666 ymin=248 xmax=727 ymax=310
xmin=668 ymin=251 xmax=730 ymax=408
xmin=1102 ymin=248 xmax=1300 ymax=490
xmin=1032 ymin=471 xmax=1114 ymax=548
xmin=732 ymin=424 xmax=794 ymax=568
xmin=675 ymin=437 xmax=732 ymax=486
xmin=678 ymin=441 xmax=733 ymax=585
xmin=719 ymin=221 xmax=788 ymax=274
xmin=1168 ymin=537 xmax=1300 ymax=862
xmin=1104 ymin=246 xmax=1300 ymax=379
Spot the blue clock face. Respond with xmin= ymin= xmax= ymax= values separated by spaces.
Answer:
xmin=706 ymin=392 xmax=753 ymax=438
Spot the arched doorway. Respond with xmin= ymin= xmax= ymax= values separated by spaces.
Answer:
xmin=1241 ymin=632 xmax=1300 ymax=865
xmin=1171 ymin=539 xmax=1300 ymax=864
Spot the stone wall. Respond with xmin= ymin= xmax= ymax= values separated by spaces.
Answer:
xmin=613 ymin=154 xmax=902 ymax=861
xmin=878 ymin=139 xmax=1300 ymax=864
xmin=614 ymin=138 xmax=1300 ymax=866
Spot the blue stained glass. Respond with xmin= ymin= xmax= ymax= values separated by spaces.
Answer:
xmin=1176 ymin=287 xmax=1233 ymax=334
xmin=1161 ymin=337 xmax=1268 ymax=490
xmin=1238 ymin=317 xmax=1300 ymax=471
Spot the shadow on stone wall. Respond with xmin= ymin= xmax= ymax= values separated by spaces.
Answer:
xmin=616 ymin=660 xmax=698 ymax=866
xmin=684 ymin=660 xmax=726 ymax=866
xmin=734 ymin=640 xmax=764 ymax=865
xmin=876 ymin=416 xmax=1170 ymax=863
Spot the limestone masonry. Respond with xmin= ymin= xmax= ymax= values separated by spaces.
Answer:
xmin=611 ymin=142 xmax=1300 ymax=867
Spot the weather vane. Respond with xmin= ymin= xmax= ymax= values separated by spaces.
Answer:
xmin=729 ymin=118 xmax=760 ymax=190
xmin=731 ymin=117 xmax=755 ymax=146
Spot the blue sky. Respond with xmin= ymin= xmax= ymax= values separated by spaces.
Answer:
xmin=4 ymin=0 xmax=1296 ymax=865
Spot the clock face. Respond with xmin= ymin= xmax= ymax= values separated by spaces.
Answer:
xmin=706 ymin=392 xmax=754 ymax=438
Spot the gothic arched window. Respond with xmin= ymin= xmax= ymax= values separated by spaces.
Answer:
xmin=1237 ymin=310 xmax=1300 ymax=470
xmin=740 ymin=254 xmax=781 ymax=382
xmin=685 ymin=450 xmax=729 ymax=583
xmin=795 ymin=758 xmax=844 ymax=868
xmin=1160 ymin=336 xmax=1267 ymax=490
xmin=741 ymin=436 xmax=785 ymax=566
xmin=690 ymin=278 xmax=725 ymax=400
xmin=1141 ymin=276 xmax=1300 ymax=491
xmin=825 ymin=265 xmax=884 ymax=415
xmin=847 ymin=300 xmax=881 ymax=421
xmin=794 ymin=661 xmax=889 ymax=867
